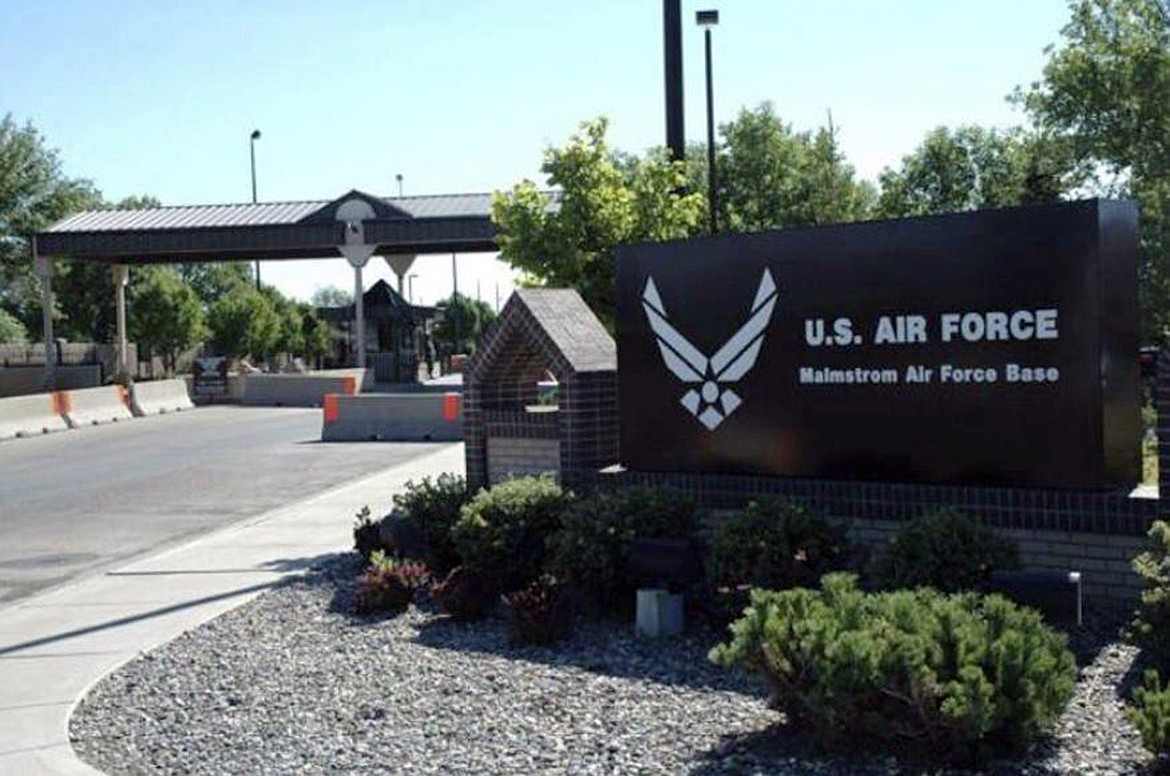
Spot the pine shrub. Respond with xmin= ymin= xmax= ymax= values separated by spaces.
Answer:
xmin=709 ymin=499 xmax=850 ymax=591
xmin=878 ymin=507 xmax=1018 ymax=592
xmin=1129 ymin=520 xmax=1170 ymax=670
xmin=392 ymin=474 xmax=470 ymax=575
xmin=709 ymin=573 xmax=1077 ymax=763
xmin=546 ymin=488 xmax=698 ymax=613
xmin=1129 ymin=669 xmax=1170 ymax=768
xmin=451 ymin=476 xmax=573 ymax=592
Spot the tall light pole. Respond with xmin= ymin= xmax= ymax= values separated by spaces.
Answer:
xmin=696 ymin=10 xmax=719 ymax=235
xmin=250 ymin=129 xmax=262 ymax=290
xmin=395 ymin=173 xmax=404 ymax=198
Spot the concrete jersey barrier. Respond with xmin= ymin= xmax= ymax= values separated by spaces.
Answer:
xmin=130 ymin=379 xmax=195 ymax=417
xmin=62 ymin=385 xmax=134 ymax=428
xmin=321 ymin=392 xmax=463 ymax=442
xmin=0 ymin=392 xmax=69 ymax=440
xmin=242 ymin=369 xmax=366 ymax=407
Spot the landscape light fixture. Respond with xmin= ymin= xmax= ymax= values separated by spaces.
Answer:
xmin=250 ymin=129 xmax=262 ymax=290
xmin=696 ymin=9 xmax=719 ymax=234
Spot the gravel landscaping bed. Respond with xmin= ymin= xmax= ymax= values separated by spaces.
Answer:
xmin=71 ymin=554 xmax=1152 ymax=775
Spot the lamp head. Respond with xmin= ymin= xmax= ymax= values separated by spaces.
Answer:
xmin=696 ymin=9 xmax=719 ymax=27
xmin=250 ymin=129 xmax=261 ymax=141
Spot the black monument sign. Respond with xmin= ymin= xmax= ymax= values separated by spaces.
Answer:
xmin=615 ymin=199 xmax=1140 ymax=488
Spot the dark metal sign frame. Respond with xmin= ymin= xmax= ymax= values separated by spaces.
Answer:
xmin=615 ymin=199 xmax=1140 ymax=489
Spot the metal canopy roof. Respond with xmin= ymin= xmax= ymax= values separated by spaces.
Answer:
xmin=34 ymin=190 xmax=500 ymax=263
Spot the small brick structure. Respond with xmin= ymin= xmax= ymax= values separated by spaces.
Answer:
xmin=464 ymin=289 xmax=617 ymax=491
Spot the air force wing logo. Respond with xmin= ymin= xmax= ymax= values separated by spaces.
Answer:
xmin=642 ymin=269 xmax=778 ymax=430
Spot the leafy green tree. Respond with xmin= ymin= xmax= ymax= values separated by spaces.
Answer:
xmin=708 ymin=104 xmax=875 ymax=232
xmin=1018 ymin=0 xmax=1170 ymax=342
xmin=434 ymin=292 xmax=497 ymax=355
xmin=177 ymin=262 xmax=252 ymax=306
xmin=0 ymin=308 xmax=27 ymax=343
xmin=875 ymin=126 xmax=1074 ymax=219
xmin=207 ymin=286 xmax=280 ymax=361
xmin=492 ymin=118 xmax=704 ymax=324
xmin=311 ymin=285 xmax=353 ymax=307
xmin=301 ymin=305 xmax=332 ymax=364
xmin=128 ymin=267 xmax=207 ymax=374
xmin=0 ymin=114 xmax=102 ymax=335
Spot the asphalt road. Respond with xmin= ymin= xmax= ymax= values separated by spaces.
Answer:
xmin=0 ymin=406 xmax=448 ymax=605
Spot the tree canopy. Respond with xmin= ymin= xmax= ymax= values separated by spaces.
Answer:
xmin=1019 ymin=0 xmax=1170 ymax=341
xmin=434 ymin=292 xmax=497 ymax=355
xmin=129 ymin=267 xmax=207 ymax=374
xmin=0 ymin=114 xmax=101 ymax=334
xmin=206 ymin=286 xmax=281 ymax=361
xmin=875 ymin=126 xmax=1075 ymax=218
xmin=491 ymin=118 xmax=704 ymax=325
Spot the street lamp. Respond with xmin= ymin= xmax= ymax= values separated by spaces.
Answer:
xmin=395 ymin=173 xmax=404 ymax=198
xmin=696 ymin=9 xmax=719 ymax=235
xmin=250 ymin=129 xmax=262 ymax=290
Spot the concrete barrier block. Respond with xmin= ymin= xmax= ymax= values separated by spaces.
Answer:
xmin=321 ymin=392 xmax=462 ymax=442
xmin=62 ymin=385 xmax=134 ymax=428
xmin=0 ymin=391 xmax=69 ymax=440
xmin=242 ymin=369 xmax=366 ymax=407
xmin=129 ymin=379 xmax=195 ymax=417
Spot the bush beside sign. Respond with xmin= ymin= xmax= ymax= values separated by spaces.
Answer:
xmin=615 ymin=199 xmax=1140 ymax=489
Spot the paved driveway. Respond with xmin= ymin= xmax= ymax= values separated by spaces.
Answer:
xmin=0 ymin=406 xmax=446 ymax=605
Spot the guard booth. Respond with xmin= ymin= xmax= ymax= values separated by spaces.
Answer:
xmin=464 ymin=288 xmax=617 ymax=491
xmin=318 ymin=279 xmax=435 ymax=382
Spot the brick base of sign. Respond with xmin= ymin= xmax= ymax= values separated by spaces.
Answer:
xmin=586 ymin=468 xmax=1157 ymax=609
xmin=847 ymin=518 xmax=1145 ymax=608
xmin=486 ymin=436 xmax=561 ymax=485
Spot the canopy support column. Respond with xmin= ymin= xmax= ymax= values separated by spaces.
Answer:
xmin=33 ymin=242 xmax=56 ymax=391
xmin=337 ymin=199 xmax=378 ymax=372
xmin=353 ymin=264 xmax=365 ymax=368
xmin=113 ymin=264 xmax=129 ymax=378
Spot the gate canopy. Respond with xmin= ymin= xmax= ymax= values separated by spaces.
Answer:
xmin=33 ymin=189 xmax=497 ymax=263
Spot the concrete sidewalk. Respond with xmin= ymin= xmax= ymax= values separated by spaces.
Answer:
xmin=0 ymin=442 xmax=465 ymax=775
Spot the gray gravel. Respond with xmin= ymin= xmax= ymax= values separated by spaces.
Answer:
xmin=70 ymin=555 xmax=1153 ymax=775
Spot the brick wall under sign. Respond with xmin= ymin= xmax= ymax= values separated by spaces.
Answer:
xmin=487 ymin=437 xmax=561 ymax=485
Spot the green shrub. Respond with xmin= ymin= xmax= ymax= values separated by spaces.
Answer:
xmin=877 ymin=507 xmax=1018 ymax=593
xmin=354 ymin=552 xmax=429 ymax=616
xmin=547 ymin=488 xmax=698 ymax=612
xmin=709 ymin=499 xmax=850 ymax=591
xmin=710 ymin=574 xmax=1076 ymax=763
xmin=503 ymin=575 xmax=573 ymax=646
xmin=352 ymin=506 xmax=387 ymax=562
xmin=354 ymin=569 xmax=411 ymax=616
xmin=1129 ymin=520 xmax=1170 ymax=670
xmin=432 ymin=566 xmax=497 ymax=621
xmin=1129 ymin=669 xmax=1170 ymax=767
xmin=451 ymin=476 xmax=573 ymax=592
xmin=392 ymin=474 xmax=470 ymax=575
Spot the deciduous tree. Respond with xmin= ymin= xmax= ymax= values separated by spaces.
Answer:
xmin=129 ymin=267 xmax=207 ymax=374
xmin=1018 ymin=0 xmax=1170 ymax=342
xmin=492 ymin=118 xmax=704 ymax=325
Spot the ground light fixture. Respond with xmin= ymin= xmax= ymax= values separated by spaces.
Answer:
xmin=250 ymin=129 xmax=262 ymax=290
xmin=696 ymin=9 xmax=719 ymax=235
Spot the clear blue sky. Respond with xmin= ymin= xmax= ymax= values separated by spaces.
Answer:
xmin=3 ymin=0 xmax=1071 ymax=306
